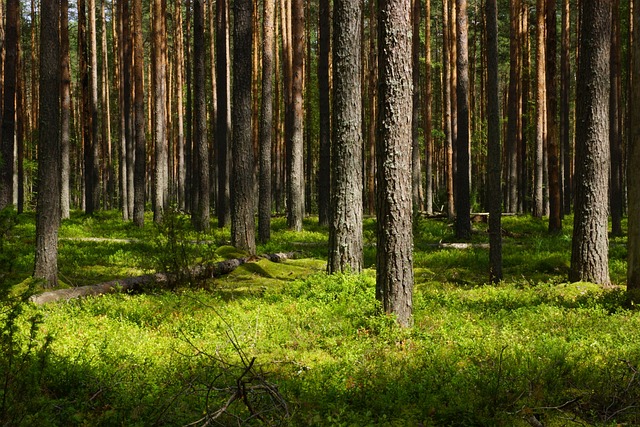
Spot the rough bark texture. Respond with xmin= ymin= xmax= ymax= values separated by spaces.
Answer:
xmin=560 ymin=0 xmax=571 ymax=214
xmin=546 ymin=0 xmax=562 ymax=233
xmin=0 ymin=0 xmax=18 ymax=209
xmin=533 ymin=0 xmax=546 ymax=218
xmin=424 ymin=0 xmax=433 ymax=216
xmin=328 ymin=0 xmax=363 ymax=274
xmin=133 ymin=0 xmax=146 ymax=227
xmin=506 ymin=0 xmax=520 ymax=213
xmin=411 ymin=0 xmax=423 ymax=214
xmin=288 ymin=0 xmax=305 ymax=231
xmin=33 ymin=0 xmax=61 ymax=288
xmin=442 ymin=0 xmax=454 ymax=219
xmin=231 ymin=0 xmax=256 ymax=253
xmin=317 ymin=0 xmax=331 ymax=226
xmin=61 ymin=0 xmax=71 ymax=219
xmin=377 ymin=0 xmax=414 ymax=327
xmin=153 ymin=0 xmax=168 ymax=223
xmin=610 ymin=1 xmax=623 ymax=237
xmin=216 ymin=0 xmax=230 ymax=227
xmin=87 ymin=0 xmax=100 ymax=214
xmin=193 ymin=0 xmax=210 ymax=232
xmin=455 ymin=0 xmax=471 ymax=240
xmin=628 ymin=0 xmax=640 ymax=296
xmin=259 ymin=0 xmax=275 ymax=243
xmin=486 ymin=0 xmax=502 ymax=283
xmin=570 ymin=0 xmax=611 ymax=286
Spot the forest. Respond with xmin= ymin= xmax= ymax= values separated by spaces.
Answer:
xmin=1 ymin=0 xmax=640 ymax=425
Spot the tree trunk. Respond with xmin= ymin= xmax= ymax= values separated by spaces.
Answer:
xmin=132 ymin=0 xmax=146 ymax=227
xmin=424 ymin=0 xmax=433 ymax=216
xmin=455 ymin=0 xmax=471 ymax=240
xmin=560 ymin=0 xmax=571 ymax=214
xmin=506 ymin=0 xmax=520 ymax=213
xmin=0 ymin=0 xmax=19 ymax=209
xmin=231 ymin=0 xmax=256 ymax=252
xmin=570 ymin=0 xmax=611 ymax=286
xmin=259 ymin=0 xmax=275 ymax=243
xmin=175 ymin=0 xmax=186 ymax=211
xmin=486 ymin=0 xmax=502 ymax=283
xmin=610 ymin=0 xmax=623 ymax=237
xmin=411 ymin=0 xmax=423 ymax=214
xmin=288 ymin=0 xmax=305 ymax=231
xmin=547 ymin=0 xmax=562 ymax=232
xmin=193 ymin=0 xmax=210 ymax=232
xmin=328 ymin=0 xmax=363 ymax=274
xmin=100 ymin=0 xmax=113 ymax=210
xmin=216 ymin=0 xmax=230 ymax=227
xmin=376 ymin=0 xmax=414 ymax=327
xmin=628 ymin=0 xmax=640 ymax=297
xmin=87 ymin=0 xmax=100 ymax=214
xmin=443 ymin=0 xmax=454 ymax=219
xmin=317 ymin=0 xmax=331 ymax=226
xmin=533 ymin=0 xmax=546 ymax=218
xmin=33 ymin=0 xmax=61 ymax=288
xmin=61 ymin=0 xmax=71 ymax=219
xmin=153 ymin=0 xmax=169 ymax=223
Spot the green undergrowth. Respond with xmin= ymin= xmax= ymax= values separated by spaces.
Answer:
xmin=1 ymin=209 xmax=639 ymax=425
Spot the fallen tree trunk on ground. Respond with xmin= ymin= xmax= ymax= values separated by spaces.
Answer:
xmin=30 ymin=252 xmax=299 ymax=305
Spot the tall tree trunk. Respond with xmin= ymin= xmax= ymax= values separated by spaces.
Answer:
xmin=443 ymin=0 xmax=454 ymax=218
xmin=61 ymin=0 xmax=71 ymax=219
xmin=100 ymin=0 xmax=113 ymax=209
xmin=424 ymin=0 xmax=433 ymax=216
xmin=411 ymin=0 xmax=423 ymax=214
xmin=455 ymin=0 xmax=471 ymax=240
xmin=87 ymin=0 xmax=100 ymax=214
xmin=610 ymin=0 xmax=623 ymax=237
xmin=366 ymin=0 xmax=377 ymax=216
xmin=328 ymin=0 xmax=363 ymax=273
xmin=570 ymin=0 xmax=611 ymax=286
xmin=230 ymin=0 xmax=255 ymax=251
xmin=0 ymin=0 xmax=19 ymax=209
xmin=33 ymin=0 xmax=61 ymax=288
xmin=547 ymin=0 xmax=562 ymax=232
xmin=132 ymin=0 xmax=146 ymax=227
xmin=377 ymin=0 xmax=414 ymax=327
xmin=175 ymin=0 xmax=186 ymax=211
xmin=317 ymin=0 xmax=331 ymax=226
xmin=506 ymin=0 xmax=520 ymax=213
xmin=561 ymin=0 xmax=571 ymax=214
xmin=533 ymin=0 xmax=546 ymax=218
xmin=486 ymin=0 xmax=502 ymax=283
xmin=259 ymin=0 xmax=275 ymax=243
xmin=288 ymin=0 xmax=305 ymax=231
xmin=153 ymin=0 xmax=168 ymax=222
xmin=216 ymin=0 xmax=230 ymax=227
xmin=193 ymin=0 xmax=210 ymax=232
xmin=628 ymin=0 xmax=640 ymax=297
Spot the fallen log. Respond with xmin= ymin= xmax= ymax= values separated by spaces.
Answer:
xmin=30 ymin=251 xmax=299 ymax=305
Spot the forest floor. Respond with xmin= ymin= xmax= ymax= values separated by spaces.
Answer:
xmin=0 ymin=209 xmax=638 ymax=426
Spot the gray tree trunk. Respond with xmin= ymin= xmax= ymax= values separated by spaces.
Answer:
xmin=570 ymin=0 xmax=611 ymax=286
xmin=328 ymin=0 xmax=363 ymax=274
xmin=34 ymin=0 xmax=61 ymax=288
xmin=61 ymin=0 xmax=71 ymax=219
xmin=153 ymin=0 xmax=168 ymax=223
xmin=231 ymin=0 xmax=255 ymax=252
xmin=216 ymin=0 xmax=230 ymax=227
xmin=133 ymin=0 xmax=146 ymax=228
xmin=376 ymin=0 xmax=414 ymax=327
xmin=317 ymin=0 xmax=331 ymax=227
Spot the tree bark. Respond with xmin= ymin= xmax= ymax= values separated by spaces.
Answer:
xmin=287 ymin=0 xmax=305 ymax=231
xmin=231 ymin=0 xmax=256 ymax=252
xmin=259 ymin=0 xmax=275 ymax=243
xmin=216 ymin=0 xmax=230 ymax=227
xmin=560 ymin=0 xmax=572 ymax=214
xmin=424 ymin=0 xmax=433 ymax=216
xmin=193 ymin=0 xmax=210 ymax=232
xmin=443 ymin=0 xmax=454 ymax=219
xmin=153 ymin=0 xmax=169 ymax=223
xmin=132 ymin=0 xmax=146 ymax=227
xmin=547 ymin=0 xmax=562 ymax=232
xmin=61 ymin=0 xmax=71 ymax=219
xmin=317 ymin=0 xmax=331 ymax=226
xmin=86 ymin=0 xmax=100 ymax=214
xmin=377 ymin=0 xmax=414 ymax=327
xmin=628 ymin=0 xmax=640 ymax=296
xmin=455 ymin=0 xmax=471 ymax=240
xmin=486 ymin=0 xmax=502 ymax=283
xmin=33 ymin=0 xmax=61 ymax=288
xmin=610 ymin=0 xmax=623 ymax=237
xmin=328 ymin=0 xmax=363 ymax=274
xmin=411 ymin=0 xmax=423 ymax=214
xmin=506 ymin=0 xmax=521 ymax=213
xmin=533 ymin=0 xmax=546 ymax=218
xmin=175 ymin=0 xmax=186 ymax=211
xmin=570 ymin=0 xmax=611 ymax=286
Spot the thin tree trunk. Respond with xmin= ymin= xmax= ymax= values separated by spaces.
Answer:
xmin=628 ymin=0 xmax=640 ymax=296
xmin=506 ymin=0 xmax=520 ymax=213
xmin=216 ymin=0 xmax=230 ymax=227
xmin=411 ymin=0 xmax=423 ymax=214
xmin=561 ymin=0 xmax=571 ymax=214
xmin=259 ymin=0 xmax=275 ymax=243
xmin=133 ymin=0 xmax=146 ymax=227
xmin=61 ymin=0 xmax=71 ymax=219
xmin=175 ymin=0 xmax=186 ymax=211
xmin=533 ymin=0 xmax=546 ymax=218
xmin=610 ymin=0 xmax=623 ymax=237
xmin=101 ymin=0 xmax=113 ymax=209
xmin=547 ymin=0 xmax=562 ymax=232
xmin=443 ymin=0 xmax=454 ymax=218
xmin=367 ymin=0 xmax=377 ymax=216
xmin=424 ymin=0 xmax=433 ymax=216
xmin=153 ymin=0 xmax=168 ymax=222
xmin=317 ymin=0 xmax=331 ymax=226
xmin=87 ymin=0 xmax=100 ymax=214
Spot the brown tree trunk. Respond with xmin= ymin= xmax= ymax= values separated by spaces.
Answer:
xmin=506 ymin=0 xmax=520 ymax=213
xmin=455 ymin=0 xmax=471 ymax=240
xmin=411 ymin=0 xmax=423 ymax=214
xmin=33 ymin=0 xmax=61 ymax=288
xmin=231 ymin=0 xmax=255 ymax=251
xmin=376 ymin=0 xmax=414 ymax=327
xmin=570 ymin=0 xmax=611 ymax=286
xmin=561 ymin=0 xmax=572 ymax=214
xmin=547 ymin=0 xmax=562 ymax=232
xmin=259 ymin=0 xmax=275 ymax=243
xmin=328 ymin=0 xmax=363 ymax=273
xmin=533 ymin=0 xmax=546 ymax=218
xmin=100 ymin=0 xmax=113 ymax=209
xmin=193 ymin=0 xmax=210 ymax=232
xmin=317 ymin=0 xmax=331 ymax=226
xmin=0 ymin=0 xmax=19 ymax=209
xmin=424 ymin=0 xmax=433 ymax=216
xmin=87 ymin=0 xmax=100 ymax=214
xmin=153 ymin=0 xmax=168 ymax=222
xmin=132 ymin=0 xmax=146 ymax=227
xmin=366 ymin=0 xmax=377 ymax=216
xmin=610 ymin=0 xmax=623 ymax=237
xmin=216 ymin=0 xmax=230 ymax=227
xmin=443 ymin=0 xmax=454 ymax=219
xmin=61 ymin=0 xmax=71 ymax=219
xmin=288 ymin=0 xmax=305 ymax=231
xmin=628 ymin=0 xmax=640 ymax=297
xmin=175 ymin=0 xmax=186 ymax=211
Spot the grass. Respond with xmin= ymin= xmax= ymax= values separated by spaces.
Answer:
xmin=1 ymin=209 xmax=639 ymax=426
